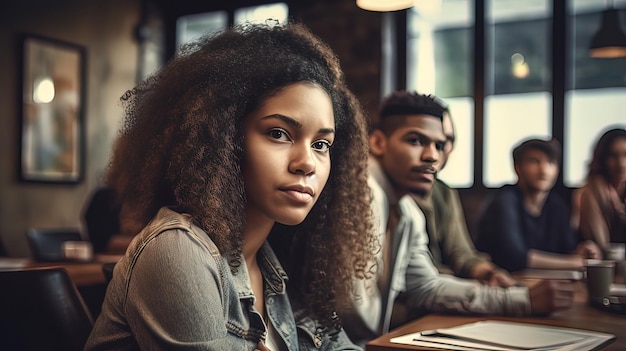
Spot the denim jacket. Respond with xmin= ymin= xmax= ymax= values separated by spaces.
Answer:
xmin=85 ymin=207 xmax=360 ymax=351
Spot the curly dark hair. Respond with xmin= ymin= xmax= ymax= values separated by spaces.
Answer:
xmin=105 ymin=22 xmax=376 ymax=334
xmin=587 ymin=126 xmax=626 ymax=180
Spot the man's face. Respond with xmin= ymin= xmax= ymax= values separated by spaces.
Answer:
xmin=370 ymin=115 xmax=446 ymax=197
xmin=515 ymin=149 xmax=559 ymax=193
xmin=440 ymin=112 xmax=455 ymax=170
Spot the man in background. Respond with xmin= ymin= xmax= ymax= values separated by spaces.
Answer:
xmin=342 ymin=91 xmax=574 ymax=347
xmin=413 ymin=106 xmax=515 ymax=286
xmin=475 ymin=138 xmax=601 ymax=272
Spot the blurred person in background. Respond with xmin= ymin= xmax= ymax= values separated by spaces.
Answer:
xmin=475 ymin=138 xmax=600 ymax=273
xmin=578 ymin=127 xmax=626 ymax=256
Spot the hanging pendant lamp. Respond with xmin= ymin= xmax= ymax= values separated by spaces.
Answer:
xmin=356 ymin=0 xmax=414 ymax=12
xmin=589 ymin=6 xmax=626 ymax=58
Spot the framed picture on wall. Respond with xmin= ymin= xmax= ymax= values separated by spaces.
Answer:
xmin=18 ymin=34 xmax=86 ymax=183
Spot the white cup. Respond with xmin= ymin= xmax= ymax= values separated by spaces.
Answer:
xmin=607 ymin=243 xmax=625 ymax=261
xmin=607 ymin=243 xmax=626 ymax=283
xmin=63 ymin=241 xmax=93 ymax=262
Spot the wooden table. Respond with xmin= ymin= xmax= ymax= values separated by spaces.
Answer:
xmin=0 ymin=254 xmax=122 ymax=287
xmin=367 ymin=282 xmax=626 ymax=351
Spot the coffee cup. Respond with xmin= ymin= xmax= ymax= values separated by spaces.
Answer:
xmin=585 ymin=259 xmax=615 ymax=303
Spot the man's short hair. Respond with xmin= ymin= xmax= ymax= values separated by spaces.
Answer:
xmin=512 ymin=138 xmax=561 ymax=165
xmin=376 ymin=91 xmax=446 ymax=134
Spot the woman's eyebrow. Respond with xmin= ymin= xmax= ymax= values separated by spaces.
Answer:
xmin=262 ymin=114 xmax=335 ymax=135
xmin=262 ymin=114 xmax=302 ymax=128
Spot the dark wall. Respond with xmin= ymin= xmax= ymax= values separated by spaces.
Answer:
xmin=290 ymin=0 xmax=382 ymax=121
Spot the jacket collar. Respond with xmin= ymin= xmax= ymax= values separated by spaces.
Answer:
xmin=232 ymin=241 xmax=289 ymax=300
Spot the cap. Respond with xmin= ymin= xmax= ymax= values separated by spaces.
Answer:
xmin=512 ymin=138 xmax=561 ymax=165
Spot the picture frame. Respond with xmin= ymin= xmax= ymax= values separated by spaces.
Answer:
xmin=18 ymin=34 xmax=86 ymax=183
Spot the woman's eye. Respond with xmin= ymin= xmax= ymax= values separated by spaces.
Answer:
xmin=312 ymin=140 xmax=331 ymax=152
xmin=268 ymin=129 xmax=290 ymax=141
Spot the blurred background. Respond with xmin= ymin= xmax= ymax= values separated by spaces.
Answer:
xmin=0 ymin=0 xmax=624 ymax=257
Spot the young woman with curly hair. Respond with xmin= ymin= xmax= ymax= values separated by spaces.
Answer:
xmin=85 ymin=22 xmax=376 ymax=351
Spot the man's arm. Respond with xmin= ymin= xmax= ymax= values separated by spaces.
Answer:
xmin=527 ymin=249 xmax=585 ymax=269
xmin=401 ymin=196 xmax=574 ymax=317
xmin=436 ymin=184 xmax=515 ymax=287
xmin=400 ymin=196 xmax=531 ymax=316
xmin=525 ymin=194 xmax=598 ymax=269
xmin=436 ymin=184 xmax=487 ymax=276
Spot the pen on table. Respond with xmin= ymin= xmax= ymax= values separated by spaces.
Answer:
xmin=413 ymin=329 xmax=439 ymax=340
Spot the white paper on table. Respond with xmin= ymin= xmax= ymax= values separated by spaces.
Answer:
xmin=390 ymin=320 xmax=616 ymax=351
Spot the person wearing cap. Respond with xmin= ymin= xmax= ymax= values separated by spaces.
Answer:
xmin=475 ymin=137 xmax=601 ymax=272
xmin=341 ymin=92 xmax=575 ymax=347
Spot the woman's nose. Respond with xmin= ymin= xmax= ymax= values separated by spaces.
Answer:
xmin=289 ymin=144 xmax=315 ymax=175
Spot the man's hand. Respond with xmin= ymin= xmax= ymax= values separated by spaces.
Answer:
xmin=528 ymin=279 xmax=575 ymax=315
xmin=472 ymin=262 xmax=517 ymax=288
xmin=488 ymin=269 xmax=518 ymax=288
xmin=575 ymin=240 xmax=602 ymax=260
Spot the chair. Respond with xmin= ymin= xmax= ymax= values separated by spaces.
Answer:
xmin=0 ymin=267 xmax=94 ymax=351
xmin=0 ymin=235 xmax=6 ymax=256
xmin=102 ymin=261 xmax=116 ymax=283
xmin=26 ymin=227 xmax=85 ymax=262
xmin=81 ymin=187 xmax=121 ymax=253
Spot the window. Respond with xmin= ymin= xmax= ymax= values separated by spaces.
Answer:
xmin=407 ymin=0 xmax=474 ymax=188
xmin=483 ymin=0 xmax=552 ymax=187
xmin=176 ymin=11 xmax=227 ymax=50
xmin=234 ymin=3 xmax=288 ymax=25
xmin=176 ymin=3 xmax=288 ymax=50
xmin=563 ymin=0 xmax=626 ymax=187
xmin=404 ymin=0 xmax=626 ymax=190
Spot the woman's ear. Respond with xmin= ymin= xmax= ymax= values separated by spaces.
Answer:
xmin=369 ymin=130 xmax=387 ymax=157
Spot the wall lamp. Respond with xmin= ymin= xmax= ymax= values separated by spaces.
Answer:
xmin=356 ymin=0 xmax=414 ymax=12
xmin=589 ymin=5 xmax=626 ymax=58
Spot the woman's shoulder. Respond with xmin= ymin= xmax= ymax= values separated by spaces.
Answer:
xmin=584 ymin=175 xmax=609 ymax=192
xmin=130 ymin=207 xmax=222 ymax=258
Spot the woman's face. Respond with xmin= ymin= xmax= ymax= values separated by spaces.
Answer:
xmin=242 ymin=82 xmax=335 ymax=226
xmin=605 ymin=137 xmax=626 ymax=184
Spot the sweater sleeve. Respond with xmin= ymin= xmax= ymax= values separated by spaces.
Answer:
xmin=437 ymin=184 xmax=489 ymax=277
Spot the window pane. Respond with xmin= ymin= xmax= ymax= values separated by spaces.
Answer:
xmin=176 ymin=11 xmax=227 ymax=49
xmin=234 ymin=3 xmax=288 ymax=26
xmin=487 ymin=21 xmax=550 ymax=94
xmin=564 ymin=0 xmax=626 ymax=187
xmin=484 ymin=93 xmax=552 ymax=187
xmin=483 ymin=0 xmax=551 ymax=187
xmin=407 ymin=0 xmax=474 ymax=188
